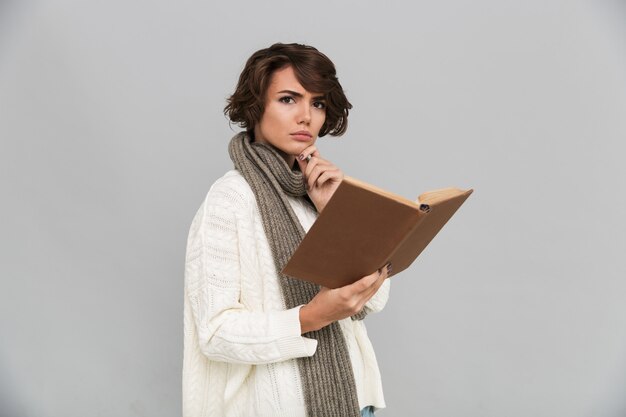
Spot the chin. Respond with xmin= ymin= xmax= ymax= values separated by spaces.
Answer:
xmin=285 ymin=139 xmax=308 ymax=150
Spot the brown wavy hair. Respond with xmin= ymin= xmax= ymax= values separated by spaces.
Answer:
xmin=224 ymin=43 xmax=353 ymax=137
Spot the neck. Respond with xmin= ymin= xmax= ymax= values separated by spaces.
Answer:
xmin=282 ymin=153 xmax=296 ymax=169
xmin=250 ymin=130 xmax=297 ymax=169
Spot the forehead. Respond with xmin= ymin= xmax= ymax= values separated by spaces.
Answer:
xmin=267 ymin=66 xmax=321 ymax=96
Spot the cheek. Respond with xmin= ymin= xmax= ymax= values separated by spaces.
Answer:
xmin=258 ymin=112 xmax=274 ymax=132
xmin=264 ymin=106 xmax=290 ymax=128
xmin=315 ymin=113 xmax=327 ymax=128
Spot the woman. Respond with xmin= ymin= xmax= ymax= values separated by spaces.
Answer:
xmin=183 ymin=42 xmax=392 ymax=417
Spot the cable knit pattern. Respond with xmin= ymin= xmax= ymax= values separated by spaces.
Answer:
xmin=183 ymin=169 xmax=390 ymax=417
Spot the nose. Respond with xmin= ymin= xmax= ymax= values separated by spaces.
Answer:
xmin=298 ymin=103 xmax=311 ymax=125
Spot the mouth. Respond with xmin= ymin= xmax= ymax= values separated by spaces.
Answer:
xmin=290 ymin=132 xmax=312 ymax=141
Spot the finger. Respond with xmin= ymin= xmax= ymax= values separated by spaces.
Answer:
xmin=296 ymin=154 xmax=328 ymax=180
xmin=299 ymin=156 xmax=327 ymax=186
xmin=296 ymin=156 xmax=305 ymax=173
xmin=306 ymin=160 xmax=332 ymax=189
xmin=307 ymin=163 xmax=324 ymax=189
xmin=304 ymin=156 xmax=331 ymax=178
xmin=298 ymin=145 xmax=318 ymax=161
xmin=303 ymin=156 xmax=318 ymax=179
xmin=363 ymin=266 xmax=388 ymax=299
xmin=356 ymin=268 xmax=388 ymax=306
xmin=295 ymin=147 xmax=315 ymax=172
xmin=296 ymin=157 xmax=310 ymax=183
xmin=309 ymin=165 xmax=339 ymax=190
xmin=315 ymin=168 xmax=342 ymax=188
xmin=367 ymin=263 xmax=391 ymax=290
xmin=351 ymin=266 xmax=386 ymax=295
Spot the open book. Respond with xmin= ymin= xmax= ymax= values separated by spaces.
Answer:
xmin=281 ymin=175 xmax=473 ymax=289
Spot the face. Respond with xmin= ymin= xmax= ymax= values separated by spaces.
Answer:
xmin=253 ymin=65 xmax=327 ymax=168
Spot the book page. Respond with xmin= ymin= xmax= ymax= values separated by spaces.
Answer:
xmin=418 ymin=187 xmax=467 ymax=205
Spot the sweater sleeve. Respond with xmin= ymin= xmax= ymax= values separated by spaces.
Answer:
xmin=184 ymin=191 xmax=318 ymax=365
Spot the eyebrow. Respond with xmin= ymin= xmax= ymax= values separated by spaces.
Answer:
xmin=276 ymin=90 xmax=326 ymax=100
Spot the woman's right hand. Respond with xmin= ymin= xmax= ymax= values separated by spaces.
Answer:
xmin=299 ymin=262 xmax=392 ymax=334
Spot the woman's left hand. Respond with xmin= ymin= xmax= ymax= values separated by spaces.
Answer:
xmin=295 ymin=145 xmax=344 ymax=213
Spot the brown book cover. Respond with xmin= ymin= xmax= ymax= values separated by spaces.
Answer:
xmin=281 ymin=175 xmax=473 ymax=289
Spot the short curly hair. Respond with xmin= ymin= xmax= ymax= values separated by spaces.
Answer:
xmin=224 ymin=42 xmax=353 ymax=137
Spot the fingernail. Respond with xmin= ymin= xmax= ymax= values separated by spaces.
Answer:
xmin=299 ymin=154 xmax=305 ymax=160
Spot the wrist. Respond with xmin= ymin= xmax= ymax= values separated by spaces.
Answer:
xmin=299 ymin=304 xmax=325 ymax=334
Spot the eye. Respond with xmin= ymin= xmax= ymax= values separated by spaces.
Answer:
xmin=279 ymin=96 xmax=295 ymax=104
xmin=313 ymin=101 xmax=326 ymax=110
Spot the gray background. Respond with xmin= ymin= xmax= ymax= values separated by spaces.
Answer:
xmin=1 ymin=0 xmax=625 ymax=416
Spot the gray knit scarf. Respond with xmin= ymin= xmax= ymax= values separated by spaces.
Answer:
xmin=228 ymin=130 xmax=367 ymax=417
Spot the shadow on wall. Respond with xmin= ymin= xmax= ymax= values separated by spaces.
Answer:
xmin=0 ymin=364 xmax=31 ymax=417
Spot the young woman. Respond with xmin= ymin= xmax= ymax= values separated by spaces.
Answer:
xmin=183 ymin=42 xmax=392 ymax=417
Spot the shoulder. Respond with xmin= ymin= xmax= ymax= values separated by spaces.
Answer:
xmin=202 ymin=169 xmax=255 ymax=213
xmin=186 ymin=170 xmax=254 ymax=239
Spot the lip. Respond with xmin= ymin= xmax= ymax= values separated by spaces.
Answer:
xmin=290 ymin=131 xmax=312 ymax=141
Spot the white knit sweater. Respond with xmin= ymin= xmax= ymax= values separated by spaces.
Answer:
xmin=183 ymin=169 xmax=390 ymax=417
